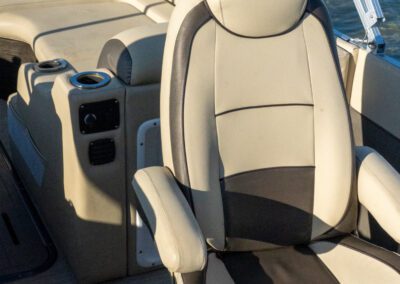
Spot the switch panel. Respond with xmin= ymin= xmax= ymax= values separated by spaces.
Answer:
xmin=79 ymin=99 xmax=119 ymax=134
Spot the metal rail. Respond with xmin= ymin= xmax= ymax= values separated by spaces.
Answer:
xmin=353 ymin=0 xmax=386 ymax=53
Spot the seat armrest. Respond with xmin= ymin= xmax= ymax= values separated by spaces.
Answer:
xmin=356 ymin=146 xmax=400 ymax=243
xmin=132 ymin=167 xmax=207 ymax=273
xmin=98 ymin=23 xmax=167 ymax=86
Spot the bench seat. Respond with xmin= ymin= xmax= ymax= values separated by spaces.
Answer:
xmin=0 ymin=0 xmax=174 ymax=70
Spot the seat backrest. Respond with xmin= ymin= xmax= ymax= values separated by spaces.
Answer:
xmin=161 ymin=0 xmax=356 ymax=251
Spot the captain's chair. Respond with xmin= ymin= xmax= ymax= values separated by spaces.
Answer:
xmin=133 ymin=0 xmax=400 ymax=282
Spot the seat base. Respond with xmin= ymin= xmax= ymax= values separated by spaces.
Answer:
xmin=209 ymin=235 xmax=400 ymax=284
xmin=220 ymin=243 xmax=337 ymax=283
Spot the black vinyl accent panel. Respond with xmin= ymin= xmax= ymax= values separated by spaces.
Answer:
xmin=220 ymin=245 xmax=338 ymax=284
xmin=169 ymin=2 xmax=212 ymax=207
xmin=330 ymin=235 xmax=400 ymax=273
xmin=351 ymin=108 xmax=400 ymax=172
xmin=221 ymin=167 xmax=315 ymax=246
xmin=0 ymin=38 xmax=36 ymax=100
xmin=358 ymin=205 xmax=399 ymax=252
xmin=366 ymin=213 xmax=398 ymax=251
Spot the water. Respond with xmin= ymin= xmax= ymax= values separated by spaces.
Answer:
xmin=325 ymin=0 xmax=400 ymax=60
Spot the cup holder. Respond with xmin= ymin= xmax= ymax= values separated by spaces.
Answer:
xmin=34 ymin=59 xmax=68 ymax=73
xmin=70 ymin=71 xmax=111 ymax=90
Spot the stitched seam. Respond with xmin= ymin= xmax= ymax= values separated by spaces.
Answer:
xmin=221 ymin=166 xmax=315 ymax=180
xmin=215 ymin=103 xmax=314 ymax=117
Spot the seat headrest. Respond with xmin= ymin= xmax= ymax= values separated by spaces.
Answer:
xmin=206 ymin=0 xmax=308 ymax=37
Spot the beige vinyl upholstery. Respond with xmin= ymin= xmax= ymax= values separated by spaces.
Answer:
xmin=309 ymin=238 xmax=400 ymax=283
xmin=132 ymin=0 xmax=400 ymax=282
xmin=133 ymin=167 xmax=207 ymax=273
xmin=98 ymin=24 xmax=167 ymax=86
xmin=120 ymin=0 xmax=175 ymax=23
xmin=336 ymin=38 xmax=359 ymax=100
xmin=9 ymin=68 xmax=128 ymax=283
xmin=0 ymin=0 xmax=174 ymax=70
xmin=97 ymin=24 xmax=168 ymax=275
xmin=356 ymin=146 xmax=400 ymax=243
xmin=206 ymin=0 xmax=307 ymax=37
xmin=161 ymin=0 xmax=354 ymax=250
xmin=8 ymin=23 xmax=167 ymax=282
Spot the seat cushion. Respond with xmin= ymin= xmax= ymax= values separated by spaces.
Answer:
xmin=0 ymin=0 xmax=173 ymax=71
xmin=209 ymin=235 xmax=400 ymax=284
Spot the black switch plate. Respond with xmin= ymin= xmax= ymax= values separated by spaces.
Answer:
xmin=79 ymin=99 xmax=120 ymax=134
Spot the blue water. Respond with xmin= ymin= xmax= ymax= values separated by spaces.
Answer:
xmin=325 ymin=0 xmax=400 ymax=60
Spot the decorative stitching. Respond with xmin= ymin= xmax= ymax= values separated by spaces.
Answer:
xmin=215 ymin=103 xmax=314 ymax=117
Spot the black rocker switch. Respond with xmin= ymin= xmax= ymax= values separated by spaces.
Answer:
xmin=79 ymin=99 xmax=120 ymax=134
xmin=84 ymin=113 xmax=97 ymax=129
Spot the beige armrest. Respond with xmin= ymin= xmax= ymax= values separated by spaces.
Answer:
xmin=98 ymin=23 xmax=167 ymax=86
xmin=356 ymin=146 xmax=400 ymax=243
xmin=132 ymin=167 xmax=207 ymax=273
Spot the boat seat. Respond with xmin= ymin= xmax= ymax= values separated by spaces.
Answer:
xmin=0 ymin=0 xmax=175 ymax=71
xmin=132 ymin=0 xmax=400 ymax=283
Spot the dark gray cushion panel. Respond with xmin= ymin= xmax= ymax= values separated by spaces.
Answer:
xmin=219 ymin=245 xmax=338 ymax=284
xmin=219 ymin=235 xmax=400 ymax=284
xmin=221 ymin=167 xmax=315 ymax=248
xmin=98 ymin=39 xmax=132 ymax=85
xmin=98 ymin=34 xmax=166 ymax=86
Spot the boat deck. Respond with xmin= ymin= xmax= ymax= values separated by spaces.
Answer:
xmin=0 ymin=134 xmax=54 ymax=281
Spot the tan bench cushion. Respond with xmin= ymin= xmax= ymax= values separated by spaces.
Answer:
xmin=0 ymin=0 xmax=173 ymax=70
